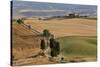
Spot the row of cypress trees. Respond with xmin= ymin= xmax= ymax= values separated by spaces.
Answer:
xmin=41 ymin=29 xmax=60 ymax=57
xmin=40 ymin=38 xmax=60 ymax=57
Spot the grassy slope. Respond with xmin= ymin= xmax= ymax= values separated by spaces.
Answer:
xmin=57 ymin=36 xmax=97 ymax=59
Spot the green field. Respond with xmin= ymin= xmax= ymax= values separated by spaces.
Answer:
xmin=79 ymin=16 xmax=97 ymax=20
xmin=57 ymin=36 xmax=97 ymax=61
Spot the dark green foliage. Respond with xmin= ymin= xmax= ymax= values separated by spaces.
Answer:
xmin=50 ymin=38 xmax=60 ymax=57
xmin=50 ymin=50 xmax=56 ymax=57
xmin=40 ymin=39 xmax=45 ymax=50
xmin=16 ymin=19 xmax=24 ymax=24
xmin=55 ymin=41 xmax=60 ymax=55
xmin=50 ymin=38 xmax=55 ymax=49
xmin=43 ymin=29 xmax=50 ymax=37
xmin=42 ymin=29 xmax=60 ymax=57
xmin=53 ymin=41 xmax=60 ymax=56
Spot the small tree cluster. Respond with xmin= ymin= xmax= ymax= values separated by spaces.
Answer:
xmin=41 ymin=29 xmax=60 ymax=58
xmin=16 ymin=19 xmax=24 ymax=24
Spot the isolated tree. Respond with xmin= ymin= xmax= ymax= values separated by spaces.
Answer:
xmin=43 ymin=29 xmax=50 ymax=37
xmin=50 ymin=37 xmax=55 ymax=49
xmin=16 ymin=19 xmax=24 ymax=24
xmin=40 ymin=39 xmax=45 ymax=50
xmin=55 ymin=41 xmax=60 ymax=55
xmin=50 ymin=40 xmax=60 ymax=57
xmin=43 ymin=29 xmax=51 ymax=47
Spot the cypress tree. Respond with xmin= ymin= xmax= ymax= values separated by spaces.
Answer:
xmin=55 ymin=41 xmax=60 ymax=55
xmin=40 ymin=39 xmax=45 ymax=50
xmin=50 ymin=37 xmax=55 ymax=49
xmin=50 ymin=40 xmax=60 ymax=57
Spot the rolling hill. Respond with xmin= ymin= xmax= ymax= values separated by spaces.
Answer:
xmin=57 ymin=36 xmax=97 ymax=61
xmin=12 ymin=23 xmax=42 ymax=48
xmin=24 ymin=18 xmax=97 ymax=38
xmin=12 ymin=18 xmax=97 ymax=65
xmin=12 ymin=22 xmax=44 ymax=63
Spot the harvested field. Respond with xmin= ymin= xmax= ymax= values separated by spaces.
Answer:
xmin=24 ymin=18 xmax=97 ymax=38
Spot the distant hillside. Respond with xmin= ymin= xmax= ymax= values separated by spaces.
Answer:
xmin=12 ymin=1 xmax=97 ymax=17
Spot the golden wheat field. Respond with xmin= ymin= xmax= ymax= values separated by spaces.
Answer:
xmin=24 ymin=18 xmax=96 ymax=38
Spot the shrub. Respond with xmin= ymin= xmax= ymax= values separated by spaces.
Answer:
xmin=16 ymin=19 xmax=24 ymax=24
xmin=40 ymin=39 xmax=45 ymax=50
